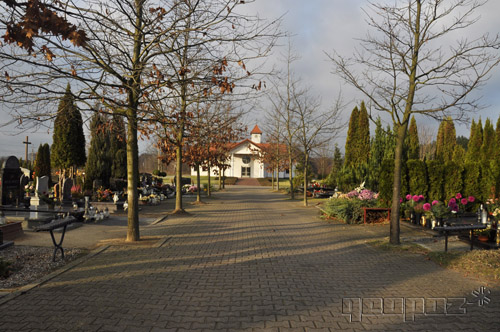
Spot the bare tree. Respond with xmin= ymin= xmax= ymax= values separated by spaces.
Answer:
xmin=328 ymin=0 xmax=500 ymax=244
xmin=293 ymin=91 xmax=344 ymax=206
xmin=269 ymin=40 xmax=302 ymax=199
xmin=0 ymin=0 xmax=280 ymax=239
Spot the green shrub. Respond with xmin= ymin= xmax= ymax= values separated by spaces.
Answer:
xmin=443 ymin=161 xmax=463 ymax=199
xmin=463 ymin=162 xmax=481 ymax=201
xmin=323 ymin=198 xmax=376 ymax=224
xmin=0 ymin=258 xmax=12 ymax=278
xmin=407 ymin=159 xmax=428 ymax=198
xmin=426 ymin=160 xmax=445 ymax=201
xmin=378 ymin=159 xmax=394 ymax=206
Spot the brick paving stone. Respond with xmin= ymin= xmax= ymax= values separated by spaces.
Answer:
xmin=1 ymin=186 xmax=499 ymax=331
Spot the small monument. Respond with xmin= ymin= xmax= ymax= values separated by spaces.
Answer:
xmin=62 ymin=178 xmax=73 ymax=201
xmin=36 ymin=176 xmax=49 ymax=196
xmin=0 ymin=156 xmax=23 ymax=206
xmin=31 ymin=175 xmax=50 ymax=208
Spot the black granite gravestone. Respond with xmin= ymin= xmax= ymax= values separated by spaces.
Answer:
xmin=0 ymin=156 xmax=23 ymax=206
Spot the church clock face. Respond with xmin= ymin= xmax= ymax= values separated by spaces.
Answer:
xmin=242 ymin=156 xmax=251 ymax=164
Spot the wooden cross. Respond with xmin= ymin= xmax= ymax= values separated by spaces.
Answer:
xmin=23 ymin=136 xmax=31 ymax=162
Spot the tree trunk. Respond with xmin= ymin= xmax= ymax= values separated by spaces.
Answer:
xmin=126 ymin=108 xmax=139 ymax=242
xmin=207 ymin=166 xmax=211 ymax=197
xmin=303 ymin=155 xmax=308 ymax=207
xmin=277 ymin=167 xmax=280 ymax=191
xmin=174 ymin=145 xmax=184 ymax=213
xmin=390 ymin=123 xmax=408 ymax=245
xmin=196 ymin=165 xmax=201 ymax=203
xmin=222 ymin=168 xmax=226 ymax=189
xmin=218 ymin=167 xmax=222 ymax=190
xmin=289 ymin=152 xmax=294 ymax=199
xmin=271 ymin=167 xmax=275 ymax=190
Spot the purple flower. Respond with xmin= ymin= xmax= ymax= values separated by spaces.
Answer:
xmin=461 ymin=198 xmax=468 ymax=205
xmin=432 ymin=200 xmax=439 ymax=206
xmin=468 ymin=196 xmax=475 ymax=203
xmin=449 ymin=198 xmax=456 ymax=205
xmin=423 ymin=203 xmax=431 ymax=211
xmin=412 ymin=195 xmax=420 ymax=202
xmin=451 ymin=204 xmax=459 ymax=212
xmin=456 ymin=193 xmax=462 ymax=199
xmin=400 ymin=197 xmax=403 ymax=203
xmin=419 ymin=195 xmax=425 ymax=201
xmin=406 ymin=194 xmax=412 ymax=201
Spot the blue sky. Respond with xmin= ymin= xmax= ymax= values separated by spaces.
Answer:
xmin=1 ymin=0 xmax=499 ymax=158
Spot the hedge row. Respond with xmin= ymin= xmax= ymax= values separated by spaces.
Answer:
xmin=379 ymin=159 xmax=500 ymax=206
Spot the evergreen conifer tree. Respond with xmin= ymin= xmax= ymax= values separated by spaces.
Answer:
xmin=466 ymin=118 xmax=483 ymax=163
xmin=85 ymin=113 xmax=112 ymax=189
xmin=435 ymin=117 xmax=456 ymax=162
xmin=357 ymin=101 xmax=370 ymax=164
xmin=34 ymin=144 xmax=51 ymax=180
xmin=407 ymin=116 xmax=419 ymax=160
xmin=51 ymin=84 xmax=86 ymax=182
xmin=481 ymin=118 xmax=496 ymax=162
xmin=344 ymin=106 xmax=359 ymax=167
xmin=326 ymin=144 xmax=343 ymax=189
xmin=109 ymin=115 xmax=127 ymax=179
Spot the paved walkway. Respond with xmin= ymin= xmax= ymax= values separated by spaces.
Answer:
xmin=1 ymin=186 xmax=499 ymax=331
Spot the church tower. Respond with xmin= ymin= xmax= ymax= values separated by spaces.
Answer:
xmin=250 ymin=125 xmax=262 ymax=143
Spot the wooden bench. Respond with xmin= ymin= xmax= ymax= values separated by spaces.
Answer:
xmin=34 ymin=216 xmax=76 ymax=262
xmin=363 ymin=207 xmax=391 ymax=224
xmin=433 ymin=224 xmax=487 ymax=252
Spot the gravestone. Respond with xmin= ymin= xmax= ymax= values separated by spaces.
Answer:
xmin=93 ymin=179 xmax=102 ymax=191
xmin=36 ymin=176 xmax=49 ymax=196
xmin=31 ymin=175 xmax=49 ymax=207
xmin=20 ymin=174 xmax=30 ymax=193
xmin=0 ymin=156 xmax=23 ymax=206
xmin=62 ymin=178 xmax=73 ymax=201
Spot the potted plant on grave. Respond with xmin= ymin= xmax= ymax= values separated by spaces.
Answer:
xmin=474 ymin=228 xmax=491 ymax=242
xmin=427 ymin=200 xmax=451 ymax=228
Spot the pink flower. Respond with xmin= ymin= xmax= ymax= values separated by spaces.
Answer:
xmin=449 ymin=198 xmax=456 ymax=205
xmin=412 ymin=195 xmax=420 ymax=202
xmin=406 ymin=194 xmax=412 ymax=200
xmin=423 ymin=203 xmax=431 ymax=211
xmin=461 ymin=198 xmax=468 ymax=205
xmin=456 ymin=193 xmax=462 ymax=199
xmin=400 ymin=197 xmax=403 ymax=203
xmin=419 ymin=195 xmax=425 ymax=201
xmin=468 ymin=196 xmax=475 ymax=203
xmin=451 ymin=204 xmax=459 ymax=212
xmin=432 ymin=200 xmax=439 ymax=206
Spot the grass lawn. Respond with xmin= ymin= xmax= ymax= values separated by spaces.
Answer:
xmin=370 ymin=239 xmax=500 ymax=287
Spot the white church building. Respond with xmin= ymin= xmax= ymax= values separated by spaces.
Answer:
xmin=191 ymin=125 xmax=292 ymax=179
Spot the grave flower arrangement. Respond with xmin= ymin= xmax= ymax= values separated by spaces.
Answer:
xmin=486 ymin=198 xmax=500 ymax=221
xmin=447 ymin=193 xmax=475 ymax=215
xmin=71 ymin=185 xmax=83 ymax=200
xmin=96 ymin=187 xmax=113 ymax=202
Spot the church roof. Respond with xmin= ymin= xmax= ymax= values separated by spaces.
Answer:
xmin=250 ymin=125 xmax=262 ymax=135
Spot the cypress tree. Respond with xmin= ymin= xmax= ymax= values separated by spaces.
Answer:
xmin=51 ymin=84 xmax=86 ymax=178
xmin=466 ymin=118 xmax=483 ymax=163
xmin=435 ymin=117 xmax=456 ymax=162
xmin=326 ymin=144 xmax=343 ymax=189
xmin=85 ymin=113 xmax=112 ymax=189
xmin=443 ymin=161 xmax=463 ymax=199
xmin=426 ymin=160 xmax=444 ymax=201
xmin=435 ymin=120 xmax=445 ymax=161
xmin=452 ymin=145 xmax=466 ymax=164
xmin=357 ymin=101 xmax=370 ymax=164
xmin=34 ymin=144 xmax=51 ymax=180
xmin=481 ymin=118 xmax=496 ymax=162
xmin=407 ymin=159 xmax=428 ymax=197
xmin=109 ymin=114 xmax=127 ymax=179
xmin=407 ymin=116 xmax=419 ymax=160
xmin=344 ymin=106 xmax=359 ymax=167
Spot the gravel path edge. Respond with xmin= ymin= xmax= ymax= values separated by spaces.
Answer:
xmin=0 ymin=245 xmax=110 ymax=306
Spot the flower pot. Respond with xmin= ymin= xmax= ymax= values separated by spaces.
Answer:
xmin=478 ymin=235 xmax=489 ymax=242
